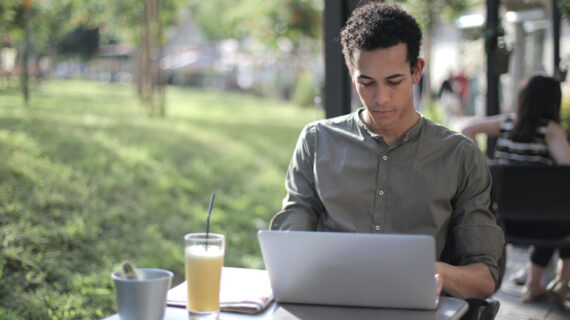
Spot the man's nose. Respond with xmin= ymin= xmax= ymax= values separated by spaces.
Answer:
xmin=374 ymin=86 xmax=390 ymax=105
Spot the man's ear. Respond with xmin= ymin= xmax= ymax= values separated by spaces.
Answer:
xmin=412 ymin=58 xmax=425 ymax=84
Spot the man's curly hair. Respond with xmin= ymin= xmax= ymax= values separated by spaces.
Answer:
xmin=340 ymin=2 xmax=422 ymax=73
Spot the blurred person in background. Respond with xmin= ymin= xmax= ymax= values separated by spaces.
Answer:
xmin=462 ymin=74 xmax=570 ymax=308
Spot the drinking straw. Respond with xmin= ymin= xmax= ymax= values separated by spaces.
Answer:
xmin=205 ymin=192 xmax=215 ymax=250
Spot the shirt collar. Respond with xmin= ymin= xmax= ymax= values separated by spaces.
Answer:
xmin=355 ymin=108 xmax=425 ymax=146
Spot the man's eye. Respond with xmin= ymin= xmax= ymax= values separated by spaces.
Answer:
xmin=358 ymin=82 xmax=372 ymax=87
xmin=388 ymin=80 xmax=403 ymax=86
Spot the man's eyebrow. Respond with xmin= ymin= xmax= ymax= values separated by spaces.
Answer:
xmin=356 ymin=73 xmax=405 ymax=80
xmin=386 ymin=73 xmax=405 ymax=80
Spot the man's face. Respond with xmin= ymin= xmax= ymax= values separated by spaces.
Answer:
xmin=351 ymin=43 xmax=424 ymax=137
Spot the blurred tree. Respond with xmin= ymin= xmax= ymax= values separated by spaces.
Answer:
xmin=22 ymin=0 xmax=32 ymax=105
xmin=139 ymin=0 xmax=165 ymax=117
xmin=2 ymin=0 xmax=184 ymax=114
xmin=57 ymin=25 xmax=100 ymax=60
xmin=0 ymin=2 xmax=24 ymax=98
xmin=189 ymin=0 xmax=322 ymax=102
xmin=190 ymin=0 xmax=322 ymax=50
xmin=559 ymin=0 xmax=570 ymax=21
xmin=3 ymin=0 xmax=88 ymax=75
xmin=94 ymin=0 xmax=183 ymax=117
xmin=36 ymin=0 xmax=80 ymax=77
xmin=0 ymin=2 xmax=21 ymax=37
xmin=1 ymin=0 xmax=93 ymax=101
xmin=187 ymin=0 xmax=241 ymax=41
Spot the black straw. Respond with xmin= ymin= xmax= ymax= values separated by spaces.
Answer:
xmin=205 ymin=192 xmax=215 ymax=250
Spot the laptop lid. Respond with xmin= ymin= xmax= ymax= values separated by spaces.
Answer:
xmin=258 ymin=230 xmax=438 ymax=310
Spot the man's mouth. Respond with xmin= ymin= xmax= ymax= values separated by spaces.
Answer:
xmin=370 ymin=108 xmax=394 ymax=115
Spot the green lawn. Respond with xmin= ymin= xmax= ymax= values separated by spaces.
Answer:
xmin=0 ymin=80 xmax=322 ymax=319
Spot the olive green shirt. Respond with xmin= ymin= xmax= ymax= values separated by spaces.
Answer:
xmin=271 ymin=108 xmax=505 ymax=285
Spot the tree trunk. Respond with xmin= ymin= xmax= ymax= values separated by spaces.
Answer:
xmin=135 ymin=0 xmax=166 ymax=117
xmin=135 ymin=44 xmax=144 ymax=103
xmin=21 ymin=6 xmax=30 ymax=105
xmin=143 ymin=0 xmax=154 ymax=116
xmin=157 ymin=0 xmax=166 ymax=117
xmin=47 ymin=33 xmax=58 ymax=79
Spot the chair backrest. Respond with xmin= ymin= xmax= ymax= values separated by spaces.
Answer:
xmin=489 ymin=165 xmax=570 ymax=222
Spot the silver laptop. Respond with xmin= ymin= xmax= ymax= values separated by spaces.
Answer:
xmin=258 ymin=230 xmax=438 ymax=310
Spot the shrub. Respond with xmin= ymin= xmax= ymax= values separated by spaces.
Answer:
xmin=421 ymin=98 xmax=445 ymax=125
xmin=292 ymin=70 xmax=320 ymax=108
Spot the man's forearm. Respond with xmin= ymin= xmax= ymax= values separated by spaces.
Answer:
xmin=270 ymin=207 xmax=318 ymax=231
xmin=436 ymin=262 xmax=495 ymax=299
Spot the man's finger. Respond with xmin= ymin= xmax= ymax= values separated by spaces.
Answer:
xmin=435 ymin=273 xmax=443 ymax=295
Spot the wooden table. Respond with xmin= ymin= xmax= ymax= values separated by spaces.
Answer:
xmin=104 ymin=296 xmax=468 ymax=320
xmin=104 ymin=267 xmax=468 ymax=320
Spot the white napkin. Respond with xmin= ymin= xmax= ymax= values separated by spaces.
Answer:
xmin=167 ymin=267 xmax=274 ymax=314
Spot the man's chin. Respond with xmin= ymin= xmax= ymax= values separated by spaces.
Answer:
xmin=369 ymin=110 xmax=396 ymax=124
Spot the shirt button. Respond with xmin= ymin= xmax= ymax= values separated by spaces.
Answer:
xmin=375 ymin=225 xmax=381 ymax=231
xmin=382 ymin=155 xmax=388 ymax=160
xmin=378 ymin=190 xmax=384 ymax=196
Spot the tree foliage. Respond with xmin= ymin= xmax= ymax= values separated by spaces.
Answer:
xmin=396 ymin=0 xmax=481 ymax=31
xmin=559 ymin=0 xmax=570 ymax=21
xmin=189 ymin=0 xmax=322 ymax=50
xmin=1 ymin=0 xmax=186 ymax=112
xmin=0 ymin=1 xmax=22 ymax=36
xmin=57 ymin=25 xmax=100 ymax=60
xmin=0 ymin=0 xmax=185 ymax=58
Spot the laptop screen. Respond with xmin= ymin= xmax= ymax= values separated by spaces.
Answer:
xmin=258 ymin=230 xmax=438 ymax=310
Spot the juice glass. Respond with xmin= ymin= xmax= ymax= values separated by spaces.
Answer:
xmin=184 ymin=233 xmax=225 ymax=319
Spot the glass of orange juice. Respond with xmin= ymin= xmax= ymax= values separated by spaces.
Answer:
xmin=184 ymin=233 xmax=225 ymax=319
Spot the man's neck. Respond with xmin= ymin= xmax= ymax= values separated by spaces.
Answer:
xmin=361 ymin=110 xmax=420 ymax=146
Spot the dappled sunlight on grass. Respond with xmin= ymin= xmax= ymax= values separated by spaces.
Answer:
xmin=0 ymin=80 xmax=323 ymax=319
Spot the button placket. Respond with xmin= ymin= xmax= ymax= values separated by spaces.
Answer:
xmin=373 ymin=147 xmax=389 ymax=234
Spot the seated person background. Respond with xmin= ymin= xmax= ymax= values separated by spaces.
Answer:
xmin=462 ymin=74 xmax=570 ymax=308
xmin=271 ymin=2 xmax=504 ymax=301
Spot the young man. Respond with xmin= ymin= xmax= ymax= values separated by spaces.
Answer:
xmin=271 ymin=2 xmax=504 ymax=300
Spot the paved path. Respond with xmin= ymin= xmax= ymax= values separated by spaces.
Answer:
xmin=492 ymin=244 xmax=569 ymax=320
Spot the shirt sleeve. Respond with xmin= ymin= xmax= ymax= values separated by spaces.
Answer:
xmin=446 ymin=139 xmax=506 ymax=287
xmin=270 ymin=125 xmax=322 ymax=231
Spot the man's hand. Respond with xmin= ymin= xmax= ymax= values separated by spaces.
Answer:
xmin=435 ymin=273 xmax=443 ymax=295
